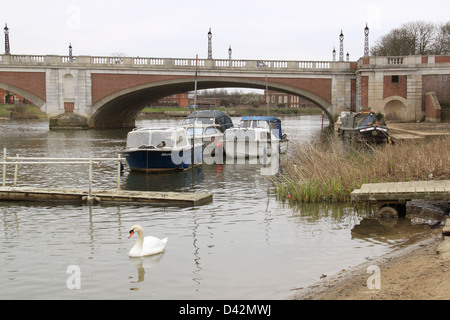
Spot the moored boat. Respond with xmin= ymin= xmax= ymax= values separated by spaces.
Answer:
xmin=240 ymin=116 xmax=289 ymax=153
xmin=182 ymin=110 xmax=234 ymax=134
xmin=338 ymin=111 xmax=391 ymax=143
xmin=121 ymin=127 xmax=203 ymax=172
xmin=223 ymin=126 xmax=278 ymax=159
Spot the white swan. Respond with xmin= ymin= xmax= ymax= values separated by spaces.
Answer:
xmin=128 ymin=225 xmax=168 ymax=257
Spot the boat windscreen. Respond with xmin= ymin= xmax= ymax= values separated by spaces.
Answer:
xmin=182 ymin=117 xmax=214 ymax=125
xmin=127 ymin=131 xmax=151 ymax=149
xmin=186 ymin=127 xmax=204 ymax=136
xmin=224 ymin=129 xmax=256 ymax=140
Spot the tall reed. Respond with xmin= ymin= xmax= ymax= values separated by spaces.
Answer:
xmin=274 ymin=136 xmax=450 ymax=203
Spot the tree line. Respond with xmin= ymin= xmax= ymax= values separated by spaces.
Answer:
xmin=371 ymin=21 xmax=450 ymax=56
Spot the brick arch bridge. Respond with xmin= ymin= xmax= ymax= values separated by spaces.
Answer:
xmin=1 ymin=54 xmax=449 ymax=128
xmin=90 ymin=75 xmax=334 ymax=128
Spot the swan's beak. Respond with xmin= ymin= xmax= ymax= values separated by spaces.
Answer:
xmin=128 ymin=231 xmax=134 ymax=239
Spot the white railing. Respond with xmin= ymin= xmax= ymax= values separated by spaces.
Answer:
xmin=387 ymin=57 xmax=404 ymax=65
xmin=1 ymin=148 xmax=124 ymax=193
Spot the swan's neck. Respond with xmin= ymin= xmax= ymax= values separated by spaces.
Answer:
xmin=135 ymin=230 xmax=144 ymax=249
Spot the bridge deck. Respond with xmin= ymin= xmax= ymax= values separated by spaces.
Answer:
xmin=351 ymin=180 xmax=450 ymax=202
xmin=0 ymin=187 xmax=212 ymax=206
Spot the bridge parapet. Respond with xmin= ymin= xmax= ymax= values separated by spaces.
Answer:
xmin=357 ymin=55 xmax=450 ymax=69
xmin=0 ymin=54 xmax=353 ymax=73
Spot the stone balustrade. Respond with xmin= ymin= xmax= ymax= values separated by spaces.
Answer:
xmin=0 ymin=53 xmax=352 ymax=72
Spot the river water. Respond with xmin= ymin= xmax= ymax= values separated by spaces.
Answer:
xmin=0 ymin=115 xmax=425 ymax=299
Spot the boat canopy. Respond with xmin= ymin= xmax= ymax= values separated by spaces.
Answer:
xmin=240 ymin=116 xmax=283 ymax=138
xmin=182 ymin=110 xmax=233 ymax=132
xmin=126 ymin=128 xmax=189 ymax=149
xmin=341 ymin=112 xmax=386 ymax=130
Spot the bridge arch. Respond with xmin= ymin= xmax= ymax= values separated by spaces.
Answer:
xmin=0 ymin=82 xmax=46 ymax=108
xmin=89 ymin=77 xmax=333 ymax=128
xmin=383 ymin=96 xmax=408 ymax=121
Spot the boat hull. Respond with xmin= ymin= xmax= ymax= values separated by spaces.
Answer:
xmin=122 ymin=147 xmax=203 ymax=172
xmin=339 ymin=126 xmax=390 ymax=143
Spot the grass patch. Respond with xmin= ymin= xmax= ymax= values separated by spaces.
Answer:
xmin=0 ymin=104 xmax=46 ymax=119
xmin=274 ymin=136 xmax=450 ymax=203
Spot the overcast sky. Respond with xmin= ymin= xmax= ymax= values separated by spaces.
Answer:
xmin=1 ymin=0 xmax=449 ymax=61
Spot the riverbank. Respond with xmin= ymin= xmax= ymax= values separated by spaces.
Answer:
xmin=138 ymin=106 xmax=323 ymax=118
xmin=289 ymin=220 xmax=450 ymax=300
xmin=285 ymin=121 xmax=450 ymax=299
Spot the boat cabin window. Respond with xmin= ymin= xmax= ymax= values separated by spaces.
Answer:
xmin=240 ymin=120 xmax=270 ymax=130
xmin=224 ymin=129 xmax=256 ymax=141
xmin=205 ymin=126 xmax=217 ymax=135
xmin=175 ymin=133 xmax=189 ymax=147
xmin=127 ymin=131 xmax=151 ymax=149
xmin=182 ymin=117 xmax=215 ymax=125
xmin=151 ymin=131 xmax=175 ymax=148
xmin=259 ymin=132 xmax=271 ymax=140
xmin=186 ymin=127 xmax=204 ymax=136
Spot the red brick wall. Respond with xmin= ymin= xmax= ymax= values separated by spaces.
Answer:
xmin=435 ymin=56 xmax=450 ymax=63
xmin=92 ymin=73 xmax=333 ymax=106
xmin=383 ymin=75 xmax=407 ymax=99
xmin=361 ymin=76 xmax=369 ymax=109
xmin=425 ymin=92 xmax=441 ymax=120
xmin=0 ymin=71 xmax=46 ymax=101
xmin=64 ymin=102 xmax=74 ymax=113
xmin=422 ymin=75 xmax=450 ymax=106
xmin=91 ymin=73 xmax=191 ymax=105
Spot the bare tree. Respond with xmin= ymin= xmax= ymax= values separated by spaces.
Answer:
xmin=431 ymin=22 xmax=450 ymax=54
xmin=371 ymin=21 xmax=449 ymax=56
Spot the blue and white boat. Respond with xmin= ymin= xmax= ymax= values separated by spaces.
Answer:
xmin=239 ymin=116 xmax=289 ymax=153
xmin=121 ymin=127 xmax=203 ymax=172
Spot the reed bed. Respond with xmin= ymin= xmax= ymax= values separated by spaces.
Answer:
xmin=274 ymin=136 xmax=450 ymax=203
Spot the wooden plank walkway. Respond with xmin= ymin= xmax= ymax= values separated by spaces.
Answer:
xmin=351 ymin=180 xmax=450 ymax=202
xmin=0 ymin=187 xmax=213 ymax=206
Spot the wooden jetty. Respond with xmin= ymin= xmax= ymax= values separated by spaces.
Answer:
xmin=351 ymin=180 xmax=450 ymax=216
xmin=0 ymin=187 xmax=212 ymax=206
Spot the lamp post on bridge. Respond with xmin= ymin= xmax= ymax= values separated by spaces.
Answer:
xmin=364 ymin=23 xmax=370 ymax=57
xmin=69 ymin=43 xmax=73 ymax=62
xmin=228 ymin=45 xmax=232 ymax=60
xmin=4 ymin=23 xmax=10 ymax=55
xmin=207 ymin=28 xmax=212 ymax=59
xmin=339 ymin=30 xmax=344 ymax=61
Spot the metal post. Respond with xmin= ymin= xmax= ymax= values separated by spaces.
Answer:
xmin=2 ymin=148 xmax=6 ymax=186
xmin=192 ymin=54 xmax=198 ymax=169
xmin=117 ymin=154 xmax=121 ymax=190
xmin=13 ymin=154 xmax=18 ymax=187
xmin=88 ymin=154 xmax=93 ymax=196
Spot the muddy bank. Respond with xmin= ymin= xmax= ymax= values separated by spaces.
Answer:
xmin=288 ymin=201 xmax=450 ymax=300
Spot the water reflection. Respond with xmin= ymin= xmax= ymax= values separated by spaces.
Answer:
xmin=352 ymin=216 xmax=429 ymax=245
xmin=124 ymin=167 xmax=204 ymax=192
xmin=128 ymin=254 xmax=165 ymax=283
